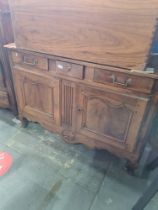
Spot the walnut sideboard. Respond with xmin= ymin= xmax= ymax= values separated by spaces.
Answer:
xmin=6 ymin=44 xmax=158 ymax=167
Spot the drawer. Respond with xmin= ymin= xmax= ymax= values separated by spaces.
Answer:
xmin=49 ymin=60 xmax=84 ymax=79
xmin=93 ymin=68 xmax=154 ymax=93
xmin=11 ymin=52 xmax=48 ymax=71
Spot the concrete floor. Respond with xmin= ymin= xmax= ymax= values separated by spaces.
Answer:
xmin=0 ymin=109 xmax=158 ymax=210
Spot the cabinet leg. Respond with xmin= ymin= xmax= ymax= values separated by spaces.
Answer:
xmin=135 ymin=143 xmax=152 ymax=177
xmin=124 ymin=161 xmax=137 ymax=176
xmin=19 ymin=116 xmax=28 ymax=128
xmin=124 ymin=144 xmax=152 ymax=177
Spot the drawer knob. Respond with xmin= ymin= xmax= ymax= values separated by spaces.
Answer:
xmin=57 ymin=63 xmax=71 ymax=72
xmin=23 ymin=78 xmax=39 ymax=86
xmin=57 ymin=64 xmax=64 ymax=69
xmin=76 ymin=106 xmax=84 ymax=112
xmin=23 ymin=56 xmax=38 ymax=66
xmin=31 ymin=82 xmax=39 ymax=85
xmin=110 ymin=74 xmax=132 ymax=87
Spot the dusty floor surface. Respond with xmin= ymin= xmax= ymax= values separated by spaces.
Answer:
xmin=0 ymin=109 xmax=158 ymax=210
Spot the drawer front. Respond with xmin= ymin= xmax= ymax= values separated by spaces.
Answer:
xmin=11 ymin=52 xmax=48 ymax=71
xmin=49 ymin=60 xmax=84 ymax=79
xmin=93 ymin=68 xmax=154 ymax=93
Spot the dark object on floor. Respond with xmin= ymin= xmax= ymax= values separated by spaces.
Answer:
xmin=132 ymin=157 xmax=158 ymax=210
xmin=0 ymin=151 xmax=13 ymax=176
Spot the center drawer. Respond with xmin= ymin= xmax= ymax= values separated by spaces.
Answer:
xmin=11 ymin=51 xmax=48 ymax=71
xmin=49 ymin=60 xmax=84 ymax=80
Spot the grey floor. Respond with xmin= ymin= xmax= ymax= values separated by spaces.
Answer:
xmin=0 ymin=109 xmax=158 ymax=210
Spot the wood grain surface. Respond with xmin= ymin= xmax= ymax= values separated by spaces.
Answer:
xmin=9 ymin=0 xmax=158 ymax=70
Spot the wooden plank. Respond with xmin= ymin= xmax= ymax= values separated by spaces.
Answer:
xmin=9 ymin=0 xmax=158 ymax=69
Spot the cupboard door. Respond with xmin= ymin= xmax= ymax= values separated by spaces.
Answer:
xmin=76 ymin=85 xmax=149 ymax=152
xmin=14 ymin=70 xmax=60 ymax=125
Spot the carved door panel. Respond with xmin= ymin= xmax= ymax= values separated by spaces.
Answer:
xmin=14 ymin=70 xmax=60 ymax=125
xmin=76 ymin=85 xmax=149 ymax=152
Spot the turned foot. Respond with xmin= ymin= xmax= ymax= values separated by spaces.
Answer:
xmin=123 ymin=161 xmax=137 ymax=176
xmin=19 ymin=116 xmax=28 ymax=128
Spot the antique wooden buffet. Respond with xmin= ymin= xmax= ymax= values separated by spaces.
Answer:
xmin=6 ymin=0 xmax=158 ymax=167
xmin=0 ymin=0 xmax=16 ymax=112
